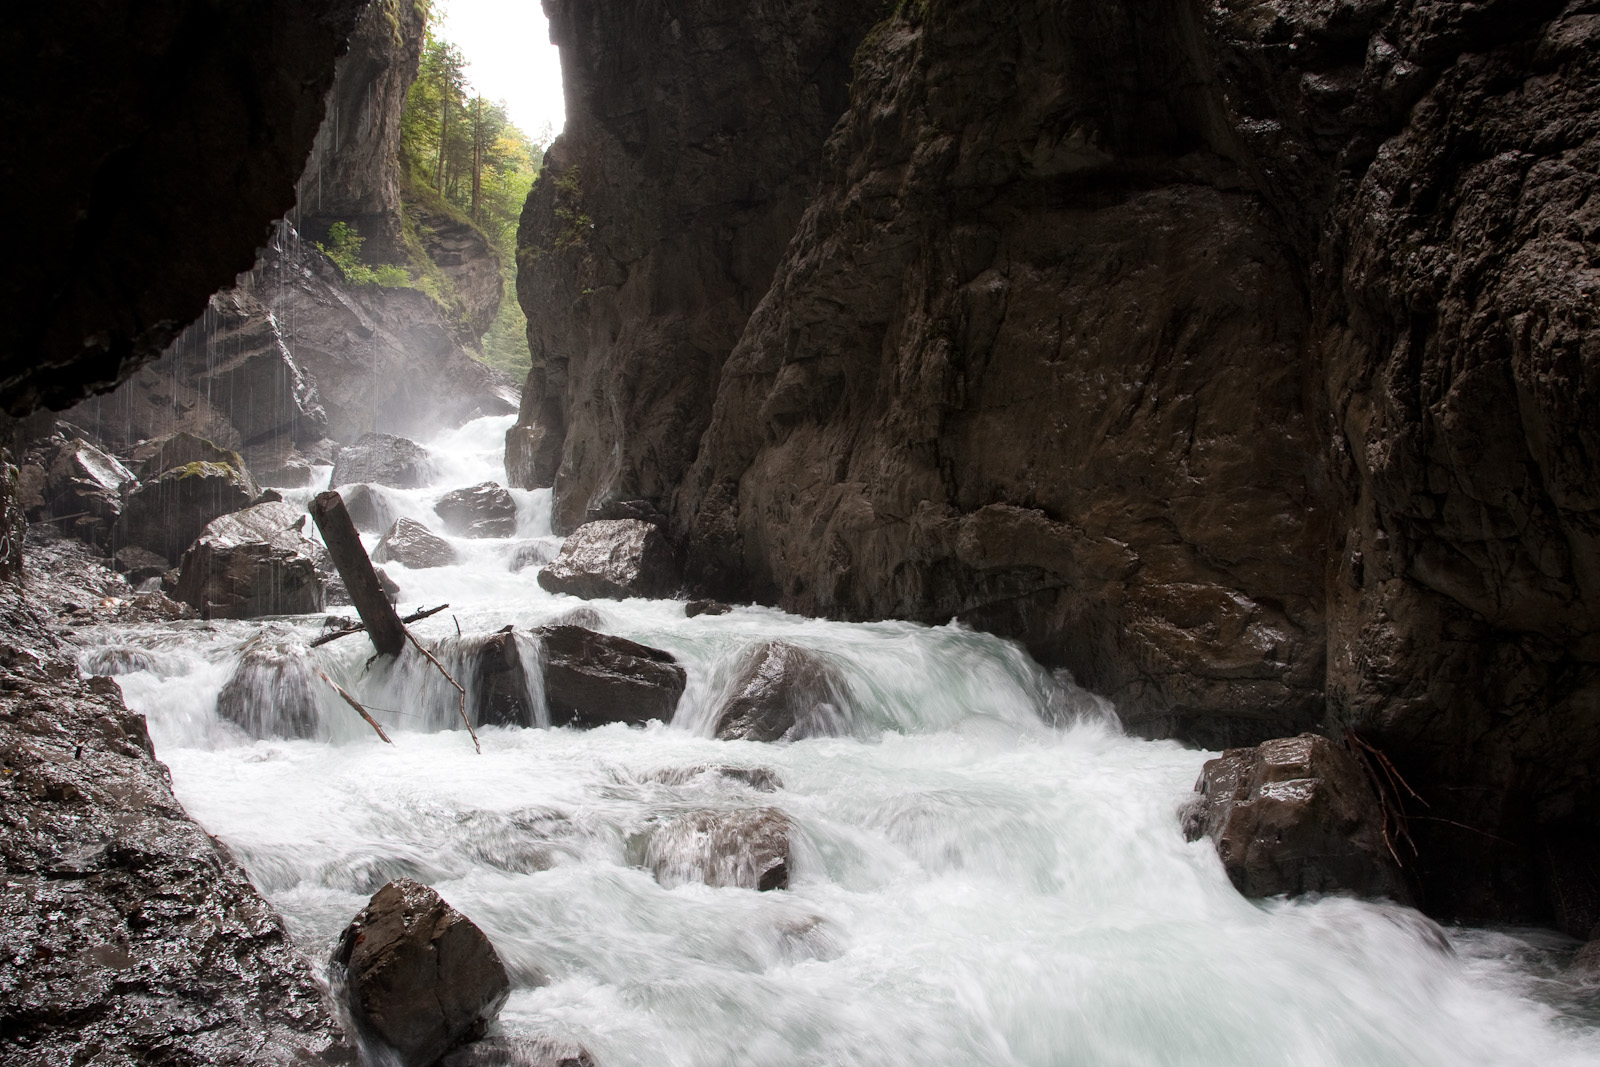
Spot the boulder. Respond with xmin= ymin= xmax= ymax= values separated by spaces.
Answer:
xmin=373 ymin=518 xmax=458 ymax=569
xmin=685 ymin=599 xmax=731 ymax=618
xmin=1182 ymin=734 xmax=1411 ymax=903
xmin=534 ymin=625 xmax=685 ymax=727
xmin=115 ymin=459 xmax=260 ymax=562
xmin=40 ymin=439 xmax=137 ymax=545
xmin=536 ymin=519 xmax=678 ymax=600
xmin=331 ymin=432 xmax=434 ymax=489
xmin=332 ymin=879 xmax=510 ymax=1067
xmin=216 ymin=637 xmax=322 ymax=739
xmin=435 ymin=482 xmax=517 ymax=538
xmin=340 ymin=483 xmax=396 ymax=533
xmin=172 ymin=501 xmax=326 ymax=618
xmin=712 ymin=641 xmax=853 ymax=742
xmin=510 ymin=539 xmax=559 ymax=571
xmin=135 ymin=431 xmax=252 ymax=483
xmin=452 ymin=629 xmax=539 ymax=728
xmin=639 ymin=808 xmax=792 ymax=891
xmin=323 ymin=564 xmax=400 ymax=608
xmin=113 ymin=545 xmax=170 ymax=585
xmin=549 ymin=606 xmax=605 ymax=630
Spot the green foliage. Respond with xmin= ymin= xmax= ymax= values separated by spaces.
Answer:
xmin=552 ymin=168 xmax=592 ymax=251
xmin=316 ymin=221 xmax=411 ymax=289
xmin=478 ymin=259 xmax=532 ymax=375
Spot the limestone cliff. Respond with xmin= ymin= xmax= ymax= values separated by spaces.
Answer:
xmin=508 ymin=0 xmax=879 ymax=530
xmin=516 ymin=0 xmax=1600 ymax=928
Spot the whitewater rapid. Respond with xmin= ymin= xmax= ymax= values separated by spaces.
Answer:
xmin=84 ymin=415 xmax=1600 ymax=1066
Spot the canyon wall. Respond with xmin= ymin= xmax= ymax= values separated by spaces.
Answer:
xmin=0 ymin=0 xmax=367 ymax=415
xmin=517 ymin=0 xmax=1600 ymax=926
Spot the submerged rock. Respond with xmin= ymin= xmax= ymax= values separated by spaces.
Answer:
xmin=1182 ymin=734 xmax=1410 ymax=903
xmin=173 ymin=501 xmax=326 ymax=618
xmin=115 ymin=460 xmax=258 ymax=563
xmin=639 ymin=808 xmax=793 ymax=891
xmin=436 ymin=482 xmax=518 ymax=538
xmin=712 ymin=640 xmax=853 ymax=742
xmin=333 ymin=879 xmax=510 ymax=1067
xmin=373 ymin=517 xmax=458 ymax=569
xmin=216 ymin=637 xmax=322 ymax=739
xmin=536 ymin=519 xmax=679 ymax=600
xmin=648 ymin=765 xmax=782 ymax=793
xmin=685 ymin=599 xmax=731 ymax=617
xmin=440 ymin=1035 xmax=597 ymax=1067
xmin=535 ymin=625 xmax=685 ymax=727
xmin=331 ymin=432 xmax=435 ymax=489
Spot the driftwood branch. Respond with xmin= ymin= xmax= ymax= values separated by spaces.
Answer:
xmin=317 ymin=669 xmax=393 ymax=744
xmin=403 ymin=628 xmax=479 ymax=754
xmin=310 ymin=491 xmax=406 ymax=657
xmin=311 ymin=603 xmax=450 ymax=648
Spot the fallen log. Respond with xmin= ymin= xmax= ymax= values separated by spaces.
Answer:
xmin=311 ymin=490 xmax=406 ymax=658
xmin=310 ymin=603 xmax=450 ymax=648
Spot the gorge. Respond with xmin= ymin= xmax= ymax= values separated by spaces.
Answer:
xmin=1 ymin=0 xmax=1598 ymax=1065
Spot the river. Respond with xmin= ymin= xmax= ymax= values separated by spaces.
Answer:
xmin=79 ymin=415 xmax=1600 ymax=1066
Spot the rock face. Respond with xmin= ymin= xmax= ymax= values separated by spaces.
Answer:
xmin=411 ymin=205 xmax=504 ymax=337
xmin=517 ymin=0 xmax=1600 ymax=926
xmin=373 ymin=518 xmax=459 ymax=569
xmin=115 ymin=460 xmax=259 ymax=563
xmin=0 ymin=0 xmax=365 ymax=415
xmin=0 ymin=589 xmax=346 ymax=1064
xmin=333 ymin=879 xmax=510 ymax=1067
xmin=173 ymin=501 xmax=327 ymax=618
xmin=640 ymin=808 xmax=792 ymax=891
xmin=536 ymin=519 xmax=679 ymax=600
xmin=216 ymin=637 xmax=323 ymax=739
xmin=507 ymin=0 xmax=880 ymax=520
xmin=436 ymin=482 xmax=518 ymax=538
xmin=713 ymin=641 xmax=853 ymax=742
xmin=536 ymin=625 xmax=686 ymax=727
xmin=333 ymin=432 xmax=435 ymax=489
xmin=1184 ymin=734 xmax=1410 ymax=904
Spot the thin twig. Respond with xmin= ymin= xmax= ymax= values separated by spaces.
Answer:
xmin=317 ymin=669 xmax=393 ymax=744
xmin=404 ymin=628 xmax=479 ymax=754
xmin=1408 ymin=815 xmax=1517 ymax=846
xmin=453 ymin=614 xmax=461 ymax=638
xmin=310 ymin=603 xmax=450 ymax=647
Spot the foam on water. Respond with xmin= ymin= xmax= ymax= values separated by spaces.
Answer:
xmin=83 ymin=415 xmax=1600 ymax=1066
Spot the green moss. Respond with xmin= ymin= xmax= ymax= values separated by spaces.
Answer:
xmin=172 ymin=461 xmax=239 ymax=481
xmin=552 ymin=167 xmax=592 ymax=252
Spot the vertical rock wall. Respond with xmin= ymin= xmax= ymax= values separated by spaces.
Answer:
xmin=508 ymin=0 xmax=879 ymax=531
xmin=516 ymin=0 xmax=1600 ymax=926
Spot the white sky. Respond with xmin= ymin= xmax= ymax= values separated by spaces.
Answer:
xmin=434 ymin=0 xmax=565 ymax=143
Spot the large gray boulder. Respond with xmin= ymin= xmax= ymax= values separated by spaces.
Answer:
xmin=373 ymin=517 xmax=458 ymax=569
xmin=333 ymin=879 xmax=510 ymax=1067
xmin=38 ymin=438 xmax=137 ymax=547
xmin=216 ymin=636 xmax=322 ymax=739
xmin=331 ymin=432 xmax=435 ymax=489
xmin=173 ymin=501 xmax=326 ymax=618
xmin=638 ymin=808 xmax=792 ymax=891
xmin=536 ymin=519 xmax=678 ymax=600
xmin=1182 ymin=734 xmax=1411 ymax=903
xmin=535 ymin=625 xmax=685 ymax=727
xmin=115 ymin=459 xmax=258 ymax=563
xmin=712 ymin=640 xmax=854 ymax=742
xmin=435 ymin=482 xmax=517 ymax=538
xmin=340 ymin=482 xmax=397 ymax=533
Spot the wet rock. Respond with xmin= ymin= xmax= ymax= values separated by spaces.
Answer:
xmin=1182 ymin=734 xmax=1410 ymax=903
xmin=38 ymin=439 xmax=137 ymax=546
xmin=341 ymin=482 xmax=397 ymax=533
xmin=173 ymin=501 xmax=326 ymax=619
xmin=648 ymin=765 xmax=782 ymax=793
xmin=713 ymin=641 xmax=853 ymax=742
xmin=534 ymin=625 xmax=685 ymax=727
xmin=639 ymin=808 xmax=793 ymax=891
xmin=115 ymin=460 xmax=258 ymax=563
xmin=549 ymin=606 xmax=605 ymax=630
xmin=453 ymin=629 xmax=540 ymax=728
xmin=440 ymin=1035 xmax=597 ymax=1067
xmin=536 ymin=519 xmax=678 ymax=600
xmin=436 ymin=482 xmax=518 ymax=538
xmin=685 ymin=599 xmax=732 ymax=617
xmin=216 ymin=637 xmax=322 ymax=740
xmin=510 ymin=539 xmax=559 ymax=571
xmin=373 ymin=517 xmax=458 ymax=569
xmin=331 ymin=432 xmax=435 ymax=490
xmin=0 ymin=453 xmax=24 ymax=585
xmin=333 ymin=879 xmax=510 ymax=1067
xmin=113 ymin=545 xmax=170 ymax=585
xmin=1572 ymin=940 xmax=1600 ymax=977
xmin=135 ymin=431 xmax=251 ymax=482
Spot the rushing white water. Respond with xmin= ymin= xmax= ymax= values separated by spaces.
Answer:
xmin=84 ymin=416 xmax=1600 ymax=1066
